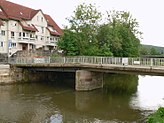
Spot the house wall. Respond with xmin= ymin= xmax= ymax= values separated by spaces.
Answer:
xmin=30 ymin=11 xmax=48 ymax=49
xmin=0 ymin=10 xmax=61 ymax=56
xmin=0 ymin=20 xmax=8 ymax=54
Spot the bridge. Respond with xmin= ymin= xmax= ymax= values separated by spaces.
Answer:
xmin=9 ymin=56 xmax=164 ymax=91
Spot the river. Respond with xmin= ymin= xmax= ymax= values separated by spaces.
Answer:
xmin=0 ymin=73 xmax=164 ymax=123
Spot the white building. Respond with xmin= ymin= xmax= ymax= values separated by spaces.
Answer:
xmin=0 ymin=0 xmax=63 ymax=57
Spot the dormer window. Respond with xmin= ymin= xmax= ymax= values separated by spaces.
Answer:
xmin=20 ymin=12 xmax=23 ymax=15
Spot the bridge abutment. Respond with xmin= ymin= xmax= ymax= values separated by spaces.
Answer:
xmin=75 ymin=70 xmax=103 ymax=91
xmin=10 ymin=65 xmax=47 ymax=82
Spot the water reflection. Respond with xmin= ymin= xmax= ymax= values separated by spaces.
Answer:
xmin=0 ymin=74 xmax=163 ymax=122
xmin=130 ymin=75 xmax=164 ymax=111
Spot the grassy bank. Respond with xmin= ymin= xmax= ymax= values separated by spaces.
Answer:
xmin=146 ymin=107 xmax=164 ymax=123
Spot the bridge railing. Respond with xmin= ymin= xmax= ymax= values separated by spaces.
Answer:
xmin=8 ymin=56 xmax=164 ymax=67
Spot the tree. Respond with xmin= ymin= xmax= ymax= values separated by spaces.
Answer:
xmin=140 ymin=46 xmax=149 ymax=55
xmin=64 ymin=3 xmax=103 ymax=56
xmin=58 ymin=29 xmax=79 ymax=56
xmin=98 ymin=10 xmax=142 ymax=57
xmin=150 ymin=48 xmax=159 ymax=55
xmin=58 ymin=4 xmax=142 ymax=57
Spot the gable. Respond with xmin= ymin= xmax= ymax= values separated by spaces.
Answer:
xmin=30 ymin=10 xmax=47 ymax=27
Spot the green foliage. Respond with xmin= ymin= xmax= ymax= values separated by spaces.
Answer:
xmin=58 ymin=29 xmax=79 ymax=56
xmin=67 ymin=3 xmax=102 ymax=56
xmin=58 ymin=3 xmax=142 ymax=57
xmin=104 ymin=74 xmax=138 ymax=95
xmin=150 ymin=48 xmax=160 ymax=55
xmin=147 ymin=107 xmax=164 ymax=123
xmin=101 ymin=10 xmax=141 ymax=57
xmin=141 ymin=44 xmax=164 ymax=55
xmin=140 ymin=45 xmax=149 ymax=55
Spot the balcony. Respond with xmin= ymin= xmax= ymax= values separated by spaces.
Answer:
xmin=18 ymin=36 xmax=35 ymax=44
xmin=45 ymin=40 xmax=55 ymax=46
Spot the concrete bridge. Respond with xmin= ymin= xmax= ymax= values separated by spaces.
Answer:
xmin=9 ymin=56 xmax=164 ymax=91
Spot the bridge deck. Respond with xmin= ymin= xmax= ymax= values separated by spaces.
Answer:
xmin=13 ymin=62 xmax=164 ymax=75
xmin=8 ymin=56 xmax=164 ymax=75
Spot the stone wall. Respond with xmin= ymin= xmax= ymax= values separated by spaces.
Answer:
xmin=0 ymin=65 xmax=13 ymax=84
xmin=10 ymin=65 xmax=50 ymax=83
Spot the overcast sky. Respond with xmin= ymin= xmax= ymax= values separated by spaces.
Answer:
xmin=8 ymin=0 xmax=164 ymax=47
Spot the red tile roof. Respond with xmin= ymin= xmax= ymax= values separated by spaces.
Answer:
xmin=46 ymin=27 xmax=60 ymax=36
xmin=0 ymin=11 xmax=8 ymax=19
xmin=0 ymin=0 xmax=63 ymax=35
xmin=45 ymin=14 xmax=63 ymax=35
xmin=19 ymin=22 xmax=38 ymax=32
xmin=0 ymin=0 xmax=33 ymax=20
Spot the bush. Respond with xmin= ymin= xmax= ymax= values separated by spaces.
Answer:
xmin=147 ymin=107 xmax=164 ymax=123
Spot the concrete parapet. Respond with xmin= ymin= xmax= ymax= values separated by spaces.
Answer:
xmin=76 ymin=70 xmax=103 ymax=91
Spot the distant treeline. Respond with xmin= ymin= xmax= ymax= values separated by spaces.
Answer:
xmin=140 ymin=44 xmax=164 ymax=55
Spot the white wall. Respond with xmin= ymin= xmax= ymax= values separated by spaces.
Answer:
xmin=0 ymin=20 xmax=8 ymax=54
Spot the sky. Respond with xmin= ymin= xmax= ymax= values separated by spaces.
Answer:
xmin=8 ymin=0 xmax=164 ymax=47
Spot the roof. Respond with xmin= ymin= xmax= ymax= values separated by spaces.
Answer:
xmin=45 ymin=14 xmax=63 ymax=35
xmin=0 ymin=11 xmax=8 ymax=19
xmin=46 ymin=27 xmax=60 ymax=36
xmin=0 ymin=0 xmax=33 ymax=20
xmin=19 ymin=22 xmax=38 ymax=32
xmin=0 ymin=20 xmax=3 ymax=26
xmin=0 ymin=0 xmax=63 ymax=35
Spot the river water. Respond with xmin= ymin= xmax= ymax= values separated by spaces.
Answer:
xmin=0 ymin=73 xmax=164 ymax=123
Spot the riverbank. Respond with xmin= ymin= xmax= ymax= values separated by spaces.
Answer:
xmin=0 ymin=64 xmax=13 ymax=84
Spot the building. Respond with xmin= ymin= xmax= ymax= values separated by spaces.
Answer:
xmin=0 ymin=0 xmax=63 ymax=57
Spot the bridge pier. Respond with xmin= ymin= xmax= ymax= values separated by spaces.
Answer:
xmin=75 ymin=70 xmax=103 ymax=91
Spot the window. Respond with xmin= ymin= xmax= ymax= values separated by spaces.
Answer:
xmin=32 ymin=45 xmax=35 ymax=49
xmin=30 ymin=34 xmax=33 ymax=38
xmin=41 ymin=17 xmax=43 ymax=22
xmin=11 ymin=43 xmax=16 ymax=47
xmin=41 ymin=27 xmax=44 ymax=33
xmin=12 ymin=22 xmax=17 ymax=27
xmin=26 ymin=33 xmax=29 ymax=37
xmin=55 ymin=37 xmax=59 ymax=41
xmin=35 ymin=35 xmax=38 ymax=40
xmin=50 ymin=37 xmax=53 ymax=41
xmin=0 ymin=42 xmax=3 ymax=47
xmin=11 ymin=31 xmax=15 ymax=38
xmin=37 ymin=16 xmax=39 ymax=21
xmin=41 ymin=36 xmax=44 ymax=41
xmin=19 ymin=32 xmax=21 ymax=37
xmin=23 ymin=32 xmax=25 ymax=37
xmin=1 ymin=30 xmax=5 ymax=36
xmin=47 ymin=37 xmax=49 ymax=41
